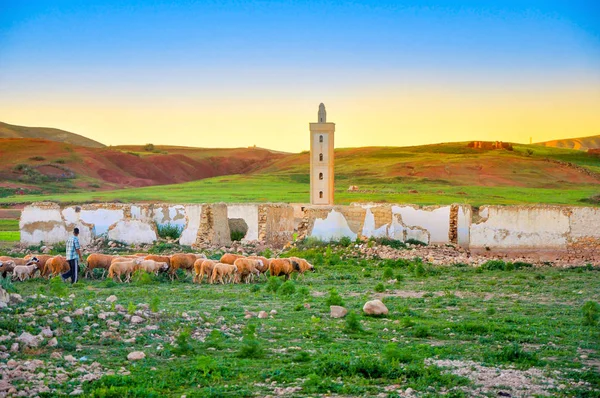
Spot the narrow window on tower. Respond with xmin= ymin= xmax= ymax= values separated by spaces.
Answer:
xmin=319 ymin=191 xmax=323 ymax=199
xmin=319 ymin=153 xmax=323 ymax=161
xmin=319 ymin=172 xmax=323 ymax=180
xmin=319 ymin=135 xmax=323 ymax=143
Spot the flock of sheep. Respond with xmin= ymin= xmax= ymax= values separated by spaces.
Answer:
xmin=0 ymin=252 xmax=315 ymax=284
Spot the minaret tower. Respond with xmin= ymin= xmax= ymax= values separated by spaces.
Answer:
xmin=309 ymin=103 xmax=335 ymax=205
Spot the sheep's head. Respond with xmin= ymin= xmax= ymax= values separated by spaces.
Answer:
xmin=159 ymin=262 xmax=169 ymax=271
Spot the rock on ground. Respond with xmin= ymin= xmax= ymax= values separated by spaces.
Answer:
xmin=330 ymin=306 xmax=348 ymax=318
xmin=363 ymin=299 xmax=388 ymax=315
xmin=127 ymin=351 xmax=146 ymax=361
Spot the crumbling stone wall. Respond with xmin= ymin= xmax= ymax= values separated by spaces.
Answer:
xmin=194 ymin=203 xmax=231 ymax=248
xmin=258 ymin=204 xmax=294 ymax=247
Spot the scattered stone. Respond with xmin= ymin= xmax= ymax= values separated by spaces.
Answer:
xmin=39 ymin=327 xmax=53 ymax=338
xmin=48 ymin=338 xmax=58 ymax=347
xmin=0 ymin=288 xmax=10 ymax=305
xmin=72 ymin=308 xmax=84 ymax=316
xmin=51 ymin=352 xmax=62 ymax=359
xmin=303 ymin=303 xmax=311 ymax=309
xmin=106 ymin=295 xmax=118 ymax=303
xmin=258 ymin=311 xmax=268 ymax=319
xmin=363 ymin=299 xmax=388 ymax=316
xmin=10 ymin=343 xmax=19 ymax=352
xmin=270 ymin=310 xmax=278 ymax=315
xmin=62 ymin=316 xmax=72 ymax=324
xmin=130 ymin=316 xmax=144 ymax=324
xmin=127 ymin=351 xmax=146 ymax=361
xmin=330 ymin=306 xmax=348 ymax=318
xmin=16 ymin=332 xmax=39 ymax=348
xmin=9 ymin=294 xmax=24 ymax=305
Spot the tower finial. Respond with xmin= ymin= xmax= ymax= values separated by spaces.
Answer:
xmin=318 ymin=103 xmax=326 ymax=123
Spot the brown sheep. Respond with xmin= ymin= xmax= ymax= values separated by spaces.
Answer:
xmin=108 ymin=259 xmax=140 ymax=283
xmin=136 ymin=260 xmax=169 ymax=275
xmin=12 ymin=265 xmax=38 ymax=281
xmin=219 ymin=253 xmax=244 ymax=265
xmin=144 ymin=255 xmax=171 ymax=267
xmin=24 ymin=254 xmax=52 ymax=273
xmin=85 ymin=254 xmax=115 ymax=278
xmin=45 ymin=256 xmax=69 ymax=278
xmin=210 ymin=263 xmax=237 ymax=284
xmin=288 ymin=257 xmax=315 ymax=274
xmin=0 ymin=256 xmax=28 ymax=266
xmin=0 ymin=260 xmax=16 ymax=278
xmin=247 ymin=256 xmax=270 ymax=279
xmin=169 ymin=253 xmax=206 ymax=279
xmin=193 ymin=259 xmax=216 ymax=284
xmin=269 ymin=258 xmax=300 ymax=280
xmin=233 ymin=258 xmax=263 ymax=284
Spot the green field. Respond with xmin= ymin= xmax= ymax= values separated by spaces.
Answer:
xmin=0 ymin=219 xmax=19 ymax=245
xmin=2 ymin=243 xmax=599 ymax=397
xmin=1 ymin=143 xmax=599 ymax=206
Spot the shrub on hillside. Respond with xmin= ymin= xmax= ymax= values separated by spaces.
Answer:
xmin=156 ymin=223 xmax=183 ymax=240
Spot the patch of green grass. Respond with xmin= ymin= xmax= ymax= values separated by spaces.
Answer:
xmin=0 ymin=231 xmax=19 ymax=242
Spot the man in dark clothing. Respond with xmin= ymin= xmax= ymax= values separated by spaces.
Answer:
xmin=62 ymin=227 xmax=83 ymax=283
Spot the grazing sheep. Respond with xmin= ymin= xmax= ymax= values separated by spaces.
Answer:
xmin=288 ymin=257 xmax=315 ymax=274
xmin=0 ymin=260 xmax=16 ymax=278
xmin=169 ymin=253 xmax=206 ymax=279
xmin=247 ymin=256 xmax=270 ymax=279
xmin=12 ymin=264 xmax=38 ymax=281
xmin=144 ymin=255 xmax=171 ymax=267
xmin=269 ymin=258 xmax=300 ymax=280
xmin=85 ymin=254 xmax=115 ymax=278
xmin=45 ymin=256 xmax=69 ymax=278
xmin=193 ymin=259 xmax=216 ymax=284
xmin=219 ymin=253 xmax=244 ymax=265
xmin=108 ymin=259 xmax=140 ymax=283
xmin=24 ymin=254 xmax=51 ymax=273
xmin=136 ymin=260 xmax=169 ymax=275
xmin=210 ymin=263 xmax=238 ymax=284
xmin=233 ymin=258 xmax=263 ymax=284
xmin=0 ymin=256 xmax=28 ymax=266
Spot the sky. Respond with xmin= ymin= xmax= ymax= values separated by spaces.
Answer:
xmin=0 ymin=0 xmax=599 ymax=152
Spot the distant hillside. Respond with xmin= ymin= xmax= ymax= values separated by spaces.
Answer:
xmin=536 ymin=135 xmax=600 ymax=151
xmin=0 ymin=121 xmax=105 ymax=148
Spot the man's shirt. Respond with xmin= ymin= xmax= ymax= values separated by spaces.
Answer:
xmin=66 ymin=235 xmax=81 ymax=261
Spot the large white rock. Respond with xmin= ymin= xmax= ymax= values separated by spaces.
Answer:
xmin=363 ymin=300 xmax=388 ymax=316
xmin=127 ymin=351 xmax=146 ymax=361
xmin=330 ymin=306 xmax=348 ymax=318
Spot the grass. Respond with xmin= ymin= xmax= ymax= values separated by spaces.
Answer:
xmin=2 ymin=242 xmax=600 ymax=396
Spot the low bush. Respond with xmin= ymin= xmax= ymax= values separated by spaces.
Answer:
xmin=278 ymin=280 xmax=296 ymax=296
xmin=325 ymin=288 xmax=344 ymax=306
xmin=156 ymin=223 xmax=183 ymax=240
xmin=345 ymin=312 xmax=363 ymax=333
xmin=374 ymin=282 xmax=385 ymax=292
xmin=582 ymin=301 xmax=600 ymax=326
xmin=382 ymin=267 xmax=394 ymax=279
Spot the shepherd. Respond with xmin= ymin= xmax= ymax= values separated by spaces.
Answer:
xmin=62 ymin=227 xmax=83 ymax=284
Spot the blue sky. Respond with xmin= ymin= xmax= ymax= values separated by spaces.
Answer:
xmin=0 ymin=0 xmax=599 ymax=150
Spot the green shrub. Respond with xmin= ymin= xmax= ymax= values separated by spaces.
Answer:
xmin=127 ymin=302 xmax=136 ymax=315
xmin=49 ymin=276 xmax=68 ymax=297
xmin=377 ymin=238 xmax=406 ymax=249
xmin=345 ymin=312 xmax=363 ymax=333
xmin=325 ymin=289 xmax=344 ymax=307
xmin=582 ymin=301 xmax=600 ymax=326
xmin=156 ymin=223 xmax=183 ymax=240
xmin=237 ymin=324 xmax=264 ymax=359
xmin=481 ymin=260 xmax=507 ymax=271
xmin=29 ymin=156 xmax=46 ymax=161
xmin=293 ymin=351 xmax=312 ymax=363
xmin=383 ymin=343 xmax=416 ymax=364
xmin=374 ymin=283 xmax=385 ymax=292
xmin=150 ymin=296 xmax=160 ymax=313
xmin=0 ymin=275 xmax=17 ymax=293
xmin=406 ymin=239 xmax=427 ymax=246
xmin=338 ymin=236 xmax=352 ymax=247
xmin=230 ymin=230 xmax=245 ymax=241
xmin=266 ymin=276 xmax=283 ymax=293
xmin=414 ymin=325 xmax=430 ymax=338
xmin=486 ymin=307 xmax=496 ymax=316
xmin=144 ymin=143 xmax=155 ymax=151
xmin=414 ymin=262 xmax=427 ymax=278
xmin=488 ymin=343 xmax=540 ymax=366
xmin=172 ymin=329 xmax=195 ymax=356
xmin=131 ymin=270 xmax=157 ymax=286
xmin=205 ymin=330 xmax=226 ymax=349
xmin=382 ymin=267 xmax=394 ymax=279
xmin=260 ymin=248 xmax=273 ymax=258
xmin=278 ymin=281 xmax=296 ymax=296
xmin=395 ymin=273 xmax=405 ymax=282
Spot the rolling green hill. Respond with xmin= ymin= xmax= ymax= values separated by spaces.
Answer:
xmin=536 ymin=134 xmax=600 ymax=151
xmin=0 ymin=121 xmax=105 ymax=148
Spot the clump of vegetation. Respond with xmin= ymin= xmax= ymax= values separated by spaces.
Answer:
xmin=230 ymin=230 xmax=245 ymax=241
xmin=49 ymin=276 xmax=68 ymax=297
xmin=150 ymin=296 xmax=160 ymax=312
xmin=325 ymin=288 xmax=345 ymax=306
xmin=0 ymin=275 xmax=17 ymax=293
xmin=266 ymin=276 xmax=283 ymax=293
xmin=377 ymin=237 xmax=407 ymax=249
xmin=278 ymin=280 xmax=296 ymax=296
xmin=582 ymin=301 xmax=600 ymax=326
xmin=481 ymin=260 xmax=508 ymax=271
xmin=237 ymin=324 xmax=264 ymax=359
xmin=131 ymin=270 xmax=157 ymax=286
xmin=374 ymin=282 xmax=385 ymax=292
xmin=29 ymin=156 xmax=46 ymax=161
xmin=345 ymin=312 xmax=363 ymax=333
xmin=337 ymin=236 xmax=352 ymax=247
xmin=127 ymin=302 xmax=136 ymax=315
xmin=487 ymin=343 xmax=541 ymax=367
xmin=156 ymin=223 xmax=183 ymax=240
xmin=414 ymin=262 xmax=427 ymax=277
xmin=384 ymin=343 xmax=416 ymax=364
xmin=382 ymin=267 xmax=394 ymax=279
xmin=144 ymin=143 xmax=155 ymax=151
xmin=413 ymin=325 xmax=430 ymax=338
xmin=172 ymin=329 xmax=195 ymax=356
xmin=406 ymin=239 xmax=427 ymax=246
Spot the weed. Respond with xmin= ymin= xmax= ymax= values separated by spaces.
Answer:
xmin=374 ymin=282 xmax=385 ymax=292
xmin=266 ymin=276 xmax=283 ymax=293
xmin=582 ymin=301 xmax=600 ymax=326
xmin=487 ymin=343 xmax=541 ymax=367
xmin=237 ymin=324 xmax=264 ymax=359
xmin=481 ymin=260 xmax=507 ymax=271
xmin=127 ymin=302 xmax=136 ymax=315
xmin=406 ymin=239 xmax=427 ymax=246
xmin=156 ymin=223 xmax=183 ymax=240
xmin=338 ymin=236 xmax=352 ymax=247
xmin=377 ymin=237 xmax=407 ymax=249
xmin=0 ymin=275 xmax=17 ymax=293
xmin=49 ymin=276 xmax=68 ymax=297
xmin=345 ymin=312 xmax=363 ymax=333
xmin=325 ymin=288 xmax=345 ymax=306
xmin=150 ymin=296 xmax=160 ymax=312
xmin=382 ymin=267 xmax=394 ymax=279
xmin=278 ymin=281 xmax=296 ymax=296
xmin=230 ymin=230 xmax=245 ymax=241
xmin=414 ymin=262 xmax=427 ymax=277
xmin=413 ymin=325 xmax=430 ymax=338
xmin=172 ymin=329 xmax=195 ymax=356
xmin=383 ymin=343 xmax=416 ymax=364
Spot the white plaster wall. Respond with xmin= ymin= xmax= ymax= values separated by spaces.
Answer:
xmin=569 ymin=207 xmax=600 ymax=239
xmin=392 ymin=205 xmax=451 ymax=244
xmin=457 ymin=205 xmax=471 ymax=248
xmin=61 ymin=207 xmax=93 ymax=246
xmin=79 ymin=208 xmax=124 ymax=235
xmin=108 ymin=220 xmax=157 ymax=244
xmin=361 ymin=206 xmax=389 ymax=238
xmin=153 ymin=205 xmax=187 ymax=227
xmin=227 ymin=205 xmax=259 ymax=241
xmin=131 ymin=205 xmax=153 ymax=221
xmin=470 ymin=206 xmax=570 ymax=250
xmin=311 ymin=209 xmax=357 ymax=241
xmin=20 ymin=204 xmax=68 ymax=245
xmin=179 ymin=205 xmax=203 ymax=246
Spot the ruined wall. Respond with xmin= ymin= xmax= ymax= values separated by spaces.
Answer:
xmin=227 ymin=204 xmax=259 ymax=242
xmin=258 ymin=204 xmax=295 ymax=247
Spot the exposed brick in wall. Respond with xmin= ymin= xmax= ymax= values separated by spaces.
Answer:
xmin=449 ymin=204 xmax=459 ymax=244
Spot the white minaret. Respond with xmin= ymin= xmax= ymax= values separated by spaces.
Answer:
xmin=309 ymin=103 xmax=335 ymax=205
